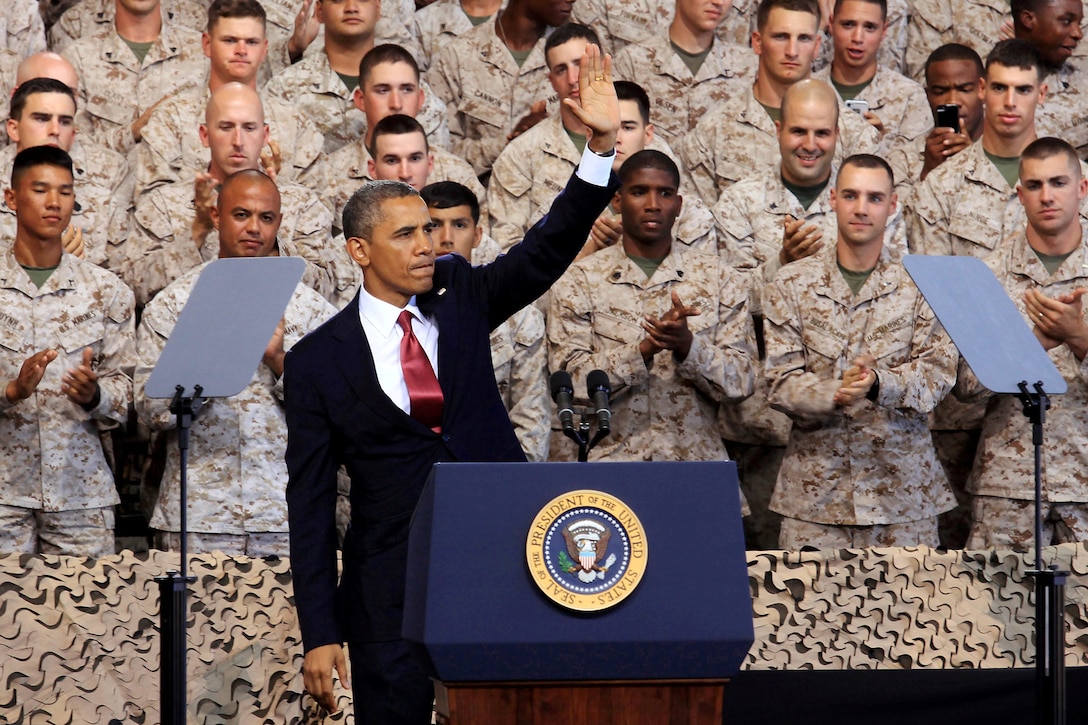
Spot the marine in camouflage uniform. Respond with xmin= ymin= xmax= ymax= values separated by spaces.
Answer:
xmin=905 ymin=0 xmax=1006 ymax=81
xmin=680 ymin=84 xmax=879 ymax=205
xmin=813 ymin=65 xmax=932 ymax=157
xmin=426 ymin=15 xmax=558 ymax=176
xmin=135 ymin=262 xmax=336 ymax=557
xmin=61 ymin=21 xmax=207 ymax=155
xmin=0 ymin=140 xmax=131 ymax=271
xmin=136 ymin=85 xmax=329 ymax=197
xmin=0 ymin=147 xmax=135 ymax=557
xmin=764 ymin=239 xmax=957 ymax=546
xmin=809 ymin=0 xmax=910 ymax=74
xmin=549 ymin=152 xmax=755 ymax=468
xmin=123 ymin=174 xmax=336 ymax=306
xmin=263 ymin=48 xmax=449 ymax=155
xmin=489 ymin=112 xmax=719 ymax=252
xmin=956 ymin=140 xmax=1088 ymax=548
xmin=610 ymin=27 xmax=755 ymax=145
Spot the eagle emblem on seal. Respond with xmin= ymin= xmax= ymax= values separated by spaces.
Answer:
xmin=559 ymin=519 xmax=618 ymax=582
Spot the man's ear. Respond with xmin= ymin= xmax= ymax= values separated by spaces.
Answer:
xmin=347 ymin=235 xmax=371 ymax=267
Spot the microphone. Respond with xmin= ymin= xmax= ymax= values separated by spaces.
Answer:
xmin=550 ymin=371 xmax=576 ymax=433
xmin=586 ymin=370 xmax=612 ymax=435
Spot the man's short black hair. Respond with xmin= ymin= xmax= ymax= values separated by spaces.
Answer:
xmin=838 ymin=153 xmax=894 ymax=187
xmin=359 ymin=43 xmax=420 ymax=86
xmin=544 ymin=23 xmax=601 ymax=67
xmin=1020 ymin=136 xmax=1081 ymax=177
xmin=986 ymin=38 xmax=1045 ymax=82
xmin=615 ymin=80 xmax=651 ymax=125
xmin=925 ymin=43 xmax=984 ymax=82
xmin=367 ymin=114 xmax=428 ymax=158
xmin=10 ymin=77 xmax=76 ymax=121
xmin=420 ymin=181 xmax=480 ymax=225
xmin=11 ymin=145 xmax=74 ymax=187
xmin=618 ymin=149 xmax=680 ymax=188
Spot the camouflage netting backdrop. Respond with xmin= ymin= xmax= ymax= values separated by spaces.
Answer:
xmin=3 ymin=545 xmax=1088 ymax=723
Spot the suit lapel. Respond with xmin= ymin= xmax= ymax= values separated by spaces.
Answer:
xmin=330 ymin=300 xmax=424 ymax=434
xmin=419 ymin=278 xmax=460 ymax=422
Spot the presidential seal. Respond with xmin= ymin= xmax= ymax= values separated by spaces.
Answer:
xmin=526 ymin=490 xmax=647 ymax=612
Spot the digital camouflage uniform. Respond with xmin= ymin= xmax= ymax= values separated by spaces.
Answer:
xmin=958 ymin=226 xmax=1088 ymax=547
xmin=908 ymin=139 xmax=1033 ymax=257
xmin=325 ymin=138 xmax=487 ymax=236
xmin=885 ymin=133 xmax=927 ymax=210
xmin=764 ymin=243 xmax=958 ymax=533
xmin=0 ymin=249 xmax=135 ymax=551
xmin=410 ymin=0 xmax=495 ymax=72
xmin=2 ymin=0 xmax=46 ymax=59
xmin=904 ymin=0 xmax=1004 ymax=82
xmin=611 ymin=31 xmax=755 ymax=145
xmin=135 ymin=84 xmax=329 ymax=197
xmin=124 ymin=175 xmax=336 ymax=305
xmin=0 ymin=140 xmax=131 ymax=271
xmin=571 ymin=0 xmax=758 ymax=55
xmin=136 ymin=262 xmax=337 ymax=550
xmin=680 ymin=84 xmax=880 ymax=205
xmin=487 ymin=113 xmax=718 ymax=252
xmin=262 ymin=50 xmax=450 ymax=156
xmin=48 ymin=0 xmax=205 ymax=51
xmin=813 ymin=65 xmax=932 ymax=157
xmin=1035 ymin=61 xmax=1088 ymax=159
xmin=62 ymin=22 xmax=208 ymax=155
xmin=426 ymin=16 xmax=557 ymax=176
xmin=0 ymin=49 xmax=20 ymax=150
xmin=548 ymin=242 xmax=756 ymax=468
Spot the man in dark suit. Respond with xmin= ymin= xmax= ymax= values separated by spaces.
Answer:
xmin=284 ymin=46 xmax=621 ymax=724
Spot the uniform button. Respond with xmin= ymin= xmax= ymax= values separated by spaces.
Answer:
xmin=677 ymin=270 xmax=684 ymax=277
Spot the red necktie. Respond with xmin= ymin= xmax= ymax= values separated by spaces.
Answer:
xmin=397 ymin=310 xmax=443 ymax=432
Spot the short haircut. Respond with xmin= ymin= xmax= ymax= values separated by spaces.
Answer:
xmin=838 ymin=153 xmax=894 ymax=187
xmin=544 ymin=23 xmax=601 ymax=66
xmin=206 ymin=0 xmax=266 ymax=32
xmin=359 ymin=44 xmax=420 ymax=87
xmin=615 ymin=80 xmax=651 ymax=125
xmin=1020 ymin=136 xmax=1081 ymax=176
xmin=342 ymin=180 xmax=419 ymax=240
xmin=618 ymin=149 xmax=680 ymax=188
xmin=756 ymin=0 xmax=821 ymax=31
xmin=10 ymin=77 xmax=76 ymax=121
xmin=986 ymin=38 xmax=1044 ymax=81
xmin=218 ymin=168 xmax=280 ymax=211
xmin=420 ymin=181 xmax=481 ymax=224
xmin=924 ymin=43 xmax=984 ymax=81
xmin=11 ymin=144 xmax=73 ymax=187
xmin=367 ymin=114 xmax=428 ymax=158
xmin=1010 ymin=0 xmax=1049 ymax=31
xmin=832 ymin=0 xmax=887 ymax=21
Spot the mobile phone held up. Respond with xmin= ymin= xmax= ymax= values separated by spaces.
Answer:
xmin=936 ymin=104 xmax=959 ymax=130
xmin=844 ymin=99 xmax=869 ymax=114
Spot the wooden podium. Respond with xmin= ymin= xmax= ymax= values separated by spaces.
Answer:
xmin=434 ymin=679 xmax=727 ymax=724
xmin=403 ymin=462 xmax=752 ymax=725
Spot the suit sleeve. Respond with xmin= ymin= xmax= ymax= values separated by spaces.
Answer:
xmin=284 ymin=345 xmax=345 ymax=651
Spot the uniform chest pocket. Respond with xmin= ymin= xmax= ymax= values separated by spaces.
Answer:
xmin=949 ymin=212 xmax=1003 ymax=253
xmin=800 ymin=323 xmax=848 ymax=363
xmin=55 ymin=314 xmax=104 ymax=358
xmin=460 ymin=95 xmax=507 ymax=130
xmin=593 ymin=311 xmax=642 ymax=346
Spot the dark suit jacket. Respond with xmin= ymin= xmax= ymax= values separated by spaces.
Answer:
xmin=285 ymin=171 xmax=618 ymax=649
